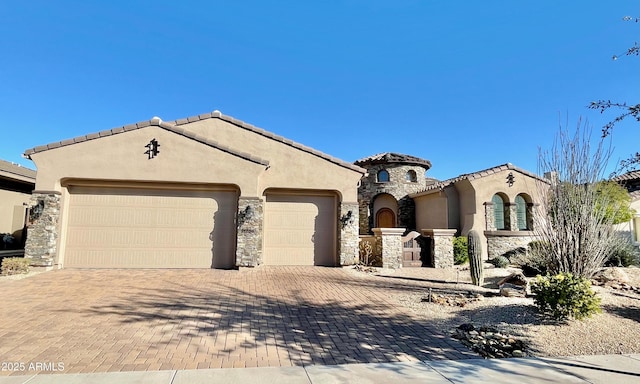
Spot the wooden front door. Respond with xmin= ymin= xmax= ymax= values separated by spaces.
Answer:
xmin=376 ymin=208 xmax=395 ymax=228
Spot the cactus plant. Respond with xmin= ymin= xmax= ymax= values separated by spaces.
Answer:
xmin=467 ymin=230 xmax=484 ymax=286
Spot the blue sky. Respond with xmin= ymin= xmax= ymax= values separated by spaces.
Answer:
xmin=1 ymin=1 xmax=638 ymax=180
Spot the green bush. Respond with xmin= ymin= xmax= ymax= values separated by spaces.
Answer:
xmin=511 ymin=241 xmax=555 ymax=277
xmin=1 ymin=257 xmax=30 ymax=276
xmin=605 ymin=242 xmax=640 ymax=267
xmin=490 ymin=255 xmax=510 ymax=268
xmin=530 ymin=272 xmax=601 ymax=320
xmin=453 ymin=236 xmax=468 ymax=265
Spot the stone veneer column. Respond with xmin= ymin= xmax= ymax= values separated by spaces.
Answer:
xmin=24 ymin=191 xmax=61 ymax=268
xmin=372 ymin=228 xmax=405 ymax=269
xmin=484 ymin=202 xmax=496 ymax=231
xmin=339 ymin=202 xmax=359 ymax=265
xmin=507 ymin=203 xmax=518 ymax=231
xmin=422 ymin=229 xmax=456 ymax=268
xmin=235 ymin=197 xmax=264 ymax=268
xmin=358 ymin=201 xmax=369 ymax=235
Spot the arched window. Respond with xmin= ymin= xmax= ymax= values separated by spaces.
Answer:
xmin=492 ymin=194 xmax=505 ymax=230
xmin=377 ymin=170 xmax=390 ymax=182
xmin=406 ymin=170 xmax=417 ymax=182
xmin=515 ymin=195 xmax=527 ymax=230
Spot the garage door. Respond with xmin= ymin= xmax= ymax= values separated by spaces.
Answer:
xmin=263 ymin=193 xmax=336 ymax=266
xmin=63 ymin=185 xmax=237 ymax=268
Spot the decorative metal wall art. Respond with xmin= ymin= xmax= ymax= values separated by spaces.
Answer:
xmin=144 ymin=139 xmax=160 ymax=159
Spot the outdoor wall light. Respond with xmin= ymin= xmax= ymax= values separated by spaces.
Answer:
xmin=340 ymin=210 xmax=354 ymax=229
xmin=237 ymin=205 xmax=254 ymax=226
xmin=29 ymin=199 xmax=45 ymax=223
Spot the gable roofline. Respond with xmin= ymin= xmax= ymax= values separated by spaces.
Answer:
xmin=0 ymin=159 xmax=36 ymax=183
xmin=168 ymin=110 xmax=365 ymax=174
xmin=409 ymin=163 xmax=548 ymax=198
xmin=23 ymin=116 xmax=270 ymax=166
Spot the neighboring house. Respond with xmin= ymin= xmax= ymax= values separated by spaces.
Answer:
xmin=356 ymin=154 xmax=545 ymax=262
xmin=0 ymin=159 xmax=36 ymax=249
xmin=613 ymin=170 xmax=640 ymax=246
xmin=23 ymin=110 xmax=365 ymax=269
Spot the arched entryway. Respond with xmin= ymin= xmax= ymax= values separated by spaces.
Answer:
xmin=372 ymin=193 xmax=398 ymax=228
xmin=376 ymin=207 xmax=396 ymax=228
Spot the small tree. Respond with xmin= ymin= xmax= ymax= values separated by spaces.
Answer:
xmin=534 ymin=120 xmax=625 ymax=278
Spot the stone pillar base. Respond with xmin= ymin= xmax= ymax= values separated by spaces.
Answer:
xmin=373 ymin=228 xmax=405 ymax=269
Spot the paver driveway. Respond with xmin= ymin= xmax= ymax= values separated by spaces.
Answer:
xmin=0 ymin=267 xmax=477 ymax=375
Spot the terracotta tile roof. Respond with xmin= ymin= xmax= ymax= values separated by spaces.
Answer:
xmin=169 ymin=111 xmax=365 ymax=173
xmin=354 ymin=152 xmax=432 ymax=169
xmin=613 ymin=170 xmax=640 ymax=182
xmin=24 ymin=117 xmax=270 ymax=166
xmin=410 ymin=163 xmax=547 ymax=197
xmin=24 ymin=111 xmax=366 ymax=173
xmin=0 ymin=159 xmax=36 ymax=183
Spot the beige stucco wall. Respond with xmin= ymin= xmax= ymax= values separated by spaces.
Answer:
xmin=614 ymin=198 xmax=640 ymax=244
xmin=465 ymin=169 xmax=541 ymax=259
xmin=183 ymin=119 xmax=361 ymax=201
xmin=0 ymin=189 xmax=30 ymax=243
xmin=29 ymin=126 xmax=266 ymax=194
xmin=414 ymin=191 xmax=448 ymax=230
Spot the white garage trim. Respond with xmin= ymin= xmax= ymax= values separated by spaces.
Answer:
xmin=263 ymin=190 xmax=337 ymax=266
xmin=59 ymin=182 xmax=238 ymax=269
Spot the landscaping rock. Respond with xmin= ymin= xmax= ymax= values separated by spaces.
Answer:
xmin=452 ymin=323 xmax=528 ymax=359
xmin=497 ymin=272 xmax=528 ymax=297
xmin=594 ymin=268 xmax=630 ymax=285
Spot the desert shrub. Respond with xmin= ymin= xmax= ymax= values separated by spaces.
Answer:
xmin=358 ymin=239 xmax=382 ymax=267
xmin=453 ymin=236 xmax=468 ymax=265
xmin=510 ymin=241 xmax=555 ymax=277
xmin=501 ymin=247 xmax=526 ymax=260
xmin=1 ymin=233 xmax=16 ymax=250
xmin=490 ymin=256 xmax=510 ymax=268
xmin=530 ymin=272 xmax=601 ymax=320
xmin=605 ymin=240 xmax=640 ymax=267
xmin=1 ymin=257 xmax=30 ymax=276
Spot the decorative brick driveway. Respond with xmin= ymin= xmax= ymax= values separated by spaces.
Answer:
xmin=0 ymin=267 xmax=476 ymax=375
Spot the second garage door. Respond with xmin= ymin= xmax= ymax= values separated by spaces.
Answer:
xmin=263 ymin=192 xmax=337 ymax=266
xmin=62 ymin=185 xmax=237 ymax=269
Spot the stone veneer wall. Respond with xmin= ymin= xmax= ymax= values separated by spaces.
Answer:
xmin=485 ymin=231 xmax=537 ymax=259
xmin=338 ymin=202 xmax=359 ymax=265
xmin=373 ymin=227 xmax=405 ymax=269
xmin=358 ymin=164 xmax=429 ymax=234
xmin=235 ymin=197 xmax=264 ymax=267
xmin=24 ymin=191 xmax=61 ymax=267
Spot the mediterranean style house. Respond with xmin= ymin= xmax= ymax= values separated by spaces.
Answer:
xmin=0 ymin=159 xmax=36 ymax=249
xmin=22 ymin=110 xmax=549 ymax=270
xmin=23 ymin=110 xmax=364 ymax=269
xmin=355 ymin=153 xmax=546 ymax=265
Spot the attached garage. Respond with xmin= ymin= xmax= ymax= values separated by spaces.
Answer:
xmin=23 ymin=110 xmax=364 ymax=269
xmin=61 ymin=184 xmax=238 ymax=269
xmin=263 ymin=192 xmax=337 ymax=266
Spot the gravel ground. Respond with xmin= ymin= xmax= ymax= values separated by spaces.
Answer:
xmin=363 ymin=265 xmax=640 ymax=358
